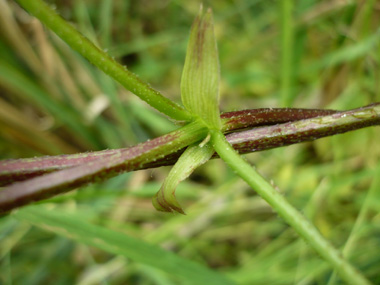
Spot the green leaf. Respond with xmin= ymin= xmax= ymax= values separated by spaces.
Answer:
xmin=181 ymin=7 xmax=221 ymax=130
xmin=152 ymin=140 xmax=214 ymax=214
xmin=14 ymin=206 xmax=234 ymax=285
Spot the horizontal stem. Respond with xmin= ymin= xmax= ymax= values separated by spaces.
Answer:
xmin=1 ymin=103 xmax=379 ymax=213
xmin=14 ymin=0 xmax=191 ymax=121
xmin=221 ymin=107 xmax=338 ymax=132
xmin=1 ymin=104 xmax=377 ymax=186
xmin=226 ymin=103 xmax=380 ymax=154
xmin=0 ymin=122 xmax=207 ymax=213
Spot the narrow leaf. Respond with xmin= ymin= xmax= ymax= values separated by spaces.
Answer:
xmin=14 ymin=207 xmax=234 ymax=285
xmin=15 ymin=0 xmax=192 ymax=121
xmin=153 ymin=142 xmax=214 ymax=214
xmin=181 ymin=7 xmax=221 ymax=129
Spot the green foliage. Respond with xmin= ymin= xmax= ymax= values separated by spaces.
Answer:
xmin=14 ymin=206 xmax=234 ymax=285
xmin=153 ymin=141 xmax=214 ymax=213
xmin=181 ymin=7 xmax=221 ymax=129
xmin=0 ymin=1 xmax=380 ymax=284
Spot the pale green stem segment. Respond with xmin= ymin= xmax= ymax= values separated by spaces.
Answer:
xmin=15 ymin=0 xmax=192 ymax=122
xmin=210 ymin=129 xmax=371 ymax=285
xmin=181 ymin=7 xmax=221 ymax=129
xmin=153 ymin=140 xmax=214 ymax=214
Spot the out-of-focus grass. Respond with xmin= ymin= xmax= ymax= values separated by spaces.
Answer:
xmin=0 ymin=0 xmax=380 ymax=284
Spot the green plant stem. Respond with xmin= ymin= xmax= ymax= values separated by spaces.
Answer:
xmin=14 ymin=0 xmax=192 ymax=122
xmin=210 ymin=129 xmax=371 ymax=285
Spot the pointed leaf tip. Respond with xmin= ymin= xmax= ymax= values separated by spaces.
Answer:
xmin=152 ymin=191 xmax=173 ymax=213
xmin=152 ymin=187 xmax=186 ymax=214
xmin=181 ymin=7 xmax=221 ymax=130
xmin=152 ymin=142 xmax=214 ymax=214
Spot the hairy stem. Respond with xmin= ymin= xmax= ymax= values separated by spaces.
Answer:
xmin=210 ymin=130 xmax=371 ymax=285
xmin=2 ymin=104 xmax=378 ymax=186
xmin=226 ymin=103 xmax=380 ymax=154
xmin=221 ymin=107 xmax=338 ymax=132
xmin=0 ymin=122 xmax=207 ymax=213
xmin=0 ymin=104 xmax=379 ymax=212
xmin=0 ymin=107 xmax=340 ymax=184
xmin=14 ymin=0 xmax=191 ymax=121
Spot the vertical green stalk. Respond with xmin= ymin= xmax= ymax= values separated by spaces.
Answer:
xmin=210 ymin=129 xmax=370 ymax=285
xmin=279 ymin=0 xmax=295 ymax=107
xmin=15 ymin=0 xmax=192 ymax=121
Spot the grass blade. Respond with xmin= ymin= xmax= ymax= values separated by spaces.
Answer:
xmin=14 ymin=0 xmax=191 ymax=121
xmin=14 ymin=206 xmax=234 ymax=285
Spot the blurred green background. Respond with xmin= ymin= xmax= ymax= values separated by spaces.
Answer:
xmin=1 ymin=0 xmax=380 ymax=284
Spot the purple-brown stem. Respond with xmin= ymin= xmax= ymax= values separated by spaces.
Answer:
xmin=0 ymin=103 xmax=379 ymax=213
xmin=0 ymin=122 xmax=207 ymax=213
xmin=0 ymin=107 xmax=340 ymax=185
xmin=221 ymin=107 xmax=338 ymax=132
xmin=226 ymin=104 xmax=380 ymax=155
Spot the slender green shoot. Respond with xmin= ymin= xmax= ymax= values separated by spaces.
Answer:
xmin=14 ymin=0 xmax=192 ymax=122
xmin=210 ymin=129 xmax=371 ymax=285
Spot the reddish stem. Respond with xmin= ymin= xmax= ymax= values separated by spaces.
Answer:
xmin=0 ymin=107 xmax=340 ymax=185
xmin=0 ymin=104 xmax=379 ymax=213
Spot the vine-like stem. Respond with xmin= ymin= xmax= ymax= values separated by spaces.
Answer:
xmin=0 ymin=107 xmax=339 ymax=185
xmin=1 ymin=104 xmax=378 ymax=186
xmin=0 ymin=102 xmax=378 ymax=212
xmin=0 ymin=122 xmax=207 ymax=213
xmin=210 ymin=129 xmax=371 ymax=285
xmin=4 ymin=2 xmax=377 ymax=283
xmin=14 ymin=0 xmax=192 ymax=122
xmin=226 ymin=103 xmax=380 ymax=154
xmin=221 ymin=107 xmax=338 ymax=132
